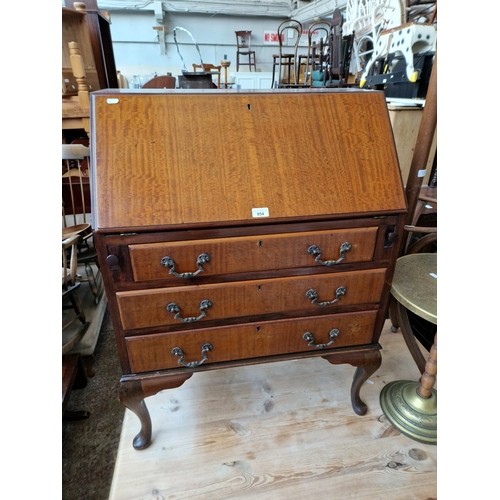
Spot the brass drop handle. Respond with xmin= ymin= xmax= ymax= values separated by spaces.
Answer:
xmin=302 ymin=328 xmax=339 ymax=348
xmin=306 ymin=286 xmax=346 ymax=306
xmin=166 ymin=300 xmax=212 ymax=323
xmin=308 ymin=242 xmax=351 ymax=266
xmin=171 ymin=343 xmax=213 ymax=368
xmin=160 ymin=253 xmax=210 ymax=278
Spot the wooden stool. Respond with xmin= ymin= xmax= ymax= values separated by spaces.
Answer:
xmin=380 ymin=253 xmax=437 ymax=444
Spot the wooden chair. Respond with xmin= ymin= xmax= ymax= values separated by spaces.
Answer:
xmin=235 ymin=30 xmax=256 ymax=71
xmin=272 ymin=20 xmax=303 ymax=88
xmin=62 ymin=234 xmax=90 ymax=354
xmin=296 ymin=21 xmax=330 ymax=87
xmin=62 ymin=143 xmax=104 ymax=305
xmin=192 ymin=63 xmax=221 ymax=88
xmin=309 ymin=10 xmax=354 ymax=88
xmin=142 ymin=75 xmax=176 ymax=89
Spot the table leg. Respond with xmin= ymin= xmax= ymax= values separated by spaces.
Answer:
xmin=396 ymin=301 xmax=427 ymax=374
xmin=417 ymin=333 xmax=437 ymax=398
xmin=323 ymin=347 xmax=382 ymax=415
xmin=120 ymin=373 xmax=193 ymax=450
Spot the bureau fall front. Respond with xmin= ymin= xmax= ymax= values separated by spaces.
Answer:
xmin=90 ymin=88 xmax=406 ymax=450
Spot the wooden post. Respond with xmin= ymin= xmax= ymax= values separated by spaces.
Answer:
xmin=68 ymin=41 xmax=90 ymax=133
xmin=403 ymin=54 xmax=437 ymax=231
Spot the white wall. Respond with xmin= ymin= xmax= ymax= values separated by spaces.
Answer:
xmin=108 ymin=11 xmax=316 ymax=85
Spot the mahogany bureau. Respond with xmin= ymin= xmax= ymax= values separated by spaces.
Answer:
xmin=90 ymin=88 xmax=407 ymax=450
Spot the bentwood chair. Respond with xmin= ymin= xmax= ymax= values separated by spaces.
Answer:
xmin=272 ymin=19 xmax=303 ymax=88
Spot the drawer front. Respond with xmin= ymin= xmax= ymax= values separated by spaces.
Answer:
xmin=128 ymin=227 xmax=378 ymax=282
xmin=126 ymin=311 xmax=378 ymax=373
xmin=116 ymin=269 xmax=386 ymax=330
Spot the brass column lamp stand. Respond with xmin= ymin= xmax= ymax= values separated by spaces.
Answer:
xmin=380 ymin=332 xmax=437 ymax=444
xmin=381 ymin=253 xmax=437 ymax=445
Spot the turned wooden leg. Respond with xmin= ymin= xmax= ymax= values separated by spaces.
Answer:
xmin=120 ymin=373 xmax=193 ymax=450
xmin=323 ymin=348 xmax=382 ymax=415
xmin=417 ymin=333 xmax=437 ymax=398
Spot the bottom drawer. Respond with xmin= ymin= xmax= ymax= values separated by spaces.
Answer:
xmin=125 ymin=311 xmax=377 ymax=373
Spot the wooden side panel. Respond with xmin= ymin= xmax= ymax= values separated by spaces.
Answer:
xmin=129 ymin=227 xmax=378 ymax=282
xmin=116 ymin=269 xmax=386 ymax=330
xmin=91 ymin=90 xmax=406 ymax=230
xmin=126 ymin=311 xmax=377 ymax=373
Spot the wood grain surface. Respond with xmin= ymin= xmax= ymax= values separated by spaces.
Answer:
xmin=109 ymin=320 xmax=437 ymax=500
xmin=116 ymin=269 xmax=386 ymax=330
xmin=91 ymin=90 xmax=406 ymax=230
xmin=128 ymin=227 xmax=378 ymax=282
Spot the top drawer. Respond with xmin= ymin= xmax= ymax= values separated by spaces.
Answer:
xmin=129 ymin=227 xmax=378 ymax=282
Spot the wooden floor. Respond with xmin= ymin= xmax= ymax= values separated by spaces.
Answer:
xmin=109 ymin=320 xmax=437 ymax=500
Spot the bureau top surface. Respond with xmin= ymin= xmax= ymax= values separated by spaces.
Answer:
xmin=90 ymin=89 xmax=406 ymax=231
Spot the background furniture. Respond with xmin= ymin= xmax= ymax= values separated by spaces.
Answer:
xmin=62 ymin=353 xmax=90 ymax=420
xmin=62 ymin=2 xmax=117 ymax=140
xmin=192 ymin=63 xmax=221 ymax=88
xmin=380 ymin=253 xmax=437 ymax=444
xmin=142 ymin=75 xmax=176 ymax=89
xmin=387 ymin=105 xmax=437 ymax=186
xmin=235 ymin=30 xmax=256 ymax=71
xmin=273 ymin=19 xmax=303 ymax=88
xmin=308 ymin=9 xmax=354 ymax=88
xmin=90 ymin=88 xmax=406 ymax=451
xmin=296 ymin=20 xmax=330 ymax=87
xmin=390 ymin=253 xmax=437 ymax=374
xmin=62 ymin=41 xmax=91 ymax=135
xmin=177 ymin=73 xmax=214 ymax=89
xmin=62 ymin=144 xmax=107 ymax=375
xmin=62 ymin=144 xmax=103 ymax=305
xmin=62 ymin=233 xmax=90 ymax=353
xmin=63 ymin=1 xmax=118 ymax=89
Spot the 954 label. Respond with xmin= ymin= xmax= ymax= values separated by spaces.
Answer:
xmin=252 ymin=207 xmax=269 ymax=218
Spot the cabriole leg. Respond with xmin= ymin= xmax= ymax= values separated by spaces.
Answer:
xmin=323 ymin=348 xmax=382 ymax=416
xmin=119 ymin=373 xmax=194 ymax=450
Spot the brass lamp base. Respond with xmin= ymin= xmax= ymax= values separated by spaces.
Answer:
xmin=380 ymin=380 xmax=437 ymax=445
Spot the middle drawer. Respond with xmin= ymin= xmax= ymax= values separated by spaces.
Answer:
xmin=116 ymin=268 xmax=386 ymax=331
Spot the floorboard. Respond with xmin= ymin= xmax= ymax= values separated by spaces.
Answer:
xmin=109 ymin=320 xmax=437 ymax=500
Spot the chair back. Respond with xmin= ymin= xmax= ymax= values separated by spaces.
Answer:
xmin=235 ymin=31 xmax=252 ymax=51
xmin=62 ymin=144 xmax=91 ymax=231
